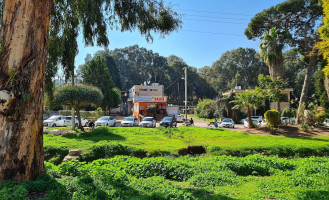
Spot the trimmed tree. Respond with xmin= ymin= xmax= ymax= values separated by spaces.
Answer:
xmin=52 ymin=85 xmax=103 ymax=130
xmin=0 ymin=0 xmax=180 ymax=181
xmin=231 ymin=88 xmax=264 ymax=128
xmin=259 ymin=27 xmax=291 ymax=80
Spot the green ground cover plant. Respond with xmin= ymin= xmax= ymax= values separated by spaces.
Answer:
xmin=1 ymin=155 xmax=329 ymax=199
xmin=44 ymin=127 xmax=329 ymax=163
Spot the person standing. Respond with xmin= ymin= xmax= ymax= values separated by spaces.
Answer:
xmin=190 ymin=118 xmax=194 ymax=126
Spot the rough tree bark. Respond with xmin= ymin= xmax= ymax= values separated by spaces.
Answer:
xmin=247 ymin=108 xmax=254 ymax=128
xmin=0 ymin=0 xmax=52 ymax=181
xmin=325 ymin=75 xmax=329 ymax=100
xmin=297 ymin=55 xmax=317 ymax=124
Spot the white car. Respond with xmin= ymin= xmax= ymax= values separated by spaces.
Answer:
xmin=121 ymin=117 xmax=139 ymax=127
xmin=63 ymin=116 xmax=89 ymax=127
xmin=244 ymin=119 xmax=261 ymax=128
xmin=139 ymin=117 xmax=156 ymax=128
xmin=95 ymin=116 xmax=116 ymax=127
xmin=251 ymin=116 xmax=263 ymax=123
xmin=43 ymin=115 xmax=65 ymax=127
xmin=175 ymin=115 xmax=184 ymax=123
xmin=221 ymin=118 xmax=234 ymax=128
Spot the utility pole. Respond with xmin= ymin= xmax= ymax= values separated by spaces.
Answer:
xmin=71 ymin=70 xmax=75 ymax=130
xmin=184 ymin=67 xmax=188 ymax=124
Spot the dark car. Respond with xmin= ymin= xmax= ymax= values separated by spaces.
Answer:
xmin=160 ymin=116 xmax=177 ymax=128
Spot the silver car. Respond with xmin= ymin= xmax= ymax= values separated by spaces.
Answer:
xmin=139 ymin=117 xmax=156 ymax=128
xmin=221 ymin=118 xmax=234 ymax=128
xmin=121 ymin=117 xmax=139 ymax=127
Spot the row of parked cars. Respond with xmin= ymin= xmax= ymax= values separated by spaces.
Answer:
xmin=43 ymin=115 xmax=182 ymax=128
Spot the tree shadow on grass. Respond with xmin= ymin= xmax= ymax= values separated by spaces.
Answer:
xmin=63 ymin=127 xmax=126 ymax=142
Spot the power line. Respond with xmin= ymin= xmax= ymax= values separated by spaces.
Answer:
xmin=165 ymin=74 xmax=184 ymax=90
xmin=182 ymin=14 xmax=250 ymax=21
xmin=176 ymin=8 xmax=254 ymax=17
xmin=184 ymin=18 xmax=247 ymax=25
xmin=181 ymin=29 xmax=245 ymax=37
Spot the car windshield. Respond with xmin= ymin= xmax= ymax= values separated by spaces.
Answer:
xmin=176 ymin=115 xmax=182 ymax=118
xmin=47 ymin=116 xmax=59 ymax=120
xmin=66 ymin=117 xmax=72 ymax=120
xmin=124 ymin=117 xmax=134 ymax=121
xmin=163 ymin=117 xmax=172 ymax=121
xmin=222 ymin=119 xmax=231 ymax=123
xmin=143 ymin=118 xmax=153 ymax=121
xmin=251 ymin=117 xmax=259 ymax=119
xmin=99 ymin=117 xmax=109 ymax=120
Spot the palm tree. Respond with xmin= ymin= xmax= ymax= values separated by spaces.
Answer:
xmin=230 ymin=88 xmax=264 ymax=128
xmin=259 ymin=27 xmax=291 ymax=80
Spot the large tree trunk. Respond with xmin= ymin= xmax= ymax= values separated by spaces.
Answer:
xmin=268 ymin=57 xmax=284 ymax=80
xmin=325 ymin=75 xmax=329 ymax=100
xmin=247 ymin=108 xmax=255 ymax=128
xmin=0 ymin=0 xmax=52 ymax=181
xmin=297 ymin=55 xmax=317 ymax=124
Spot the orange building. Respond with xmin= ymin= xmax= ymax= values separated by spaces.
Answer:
xmin=128 ymin=84 xmax=167 ymax=120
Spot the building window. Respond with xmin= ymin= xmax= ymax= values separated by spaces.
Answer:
xmin=150 ymin=89 xmax=158 ymax=91
xmin=139 ymin=89 xmax=147 ymax=91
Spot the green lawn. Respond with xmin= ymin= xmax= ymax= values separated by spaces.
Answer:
xmin=44 ymin=126 xmax=329 ymax=157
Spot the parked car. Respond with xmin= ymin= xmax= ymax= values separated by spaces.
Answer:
xmin=121 ymin=117 xmax=139 ymax=127
xmin=160 ymin=116 xmax=177 ymax=128
xmin=221 ymin=118 xmax=234 ymax=128
xmin=95 ymin=116 xmax=116 ymax=127
xmin=175 ymin=115 xmax=184 ymax=123
xmin=139 ymin=117 xmax=156 ymax=128
xmin=244 ymin=119 xmax=261 ymax=128
xmin=251 ymin=116 xmax=263 ymax=123
xmin=43 ymin=115 xmax=65 ymax=127
xmin=63 ymin=116 xmax=89 ymax=127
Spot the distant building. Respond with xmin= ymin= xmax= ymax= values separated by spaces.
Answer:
xmin=128 ymin=83 xmax=167 ymax=120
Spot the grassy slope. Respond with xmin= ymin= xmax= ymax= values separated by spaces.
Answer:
xmin=44 ymin=126 xmax=329 ymax=156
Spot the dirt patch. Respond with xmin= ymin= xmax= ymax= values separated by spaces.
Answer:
xmin=234 ymin=125 xmax=329 ymax=137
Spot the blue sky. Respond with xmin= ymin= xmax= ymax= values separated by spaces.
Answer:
xmin=75 ymin=0 xmax=285 ymax=69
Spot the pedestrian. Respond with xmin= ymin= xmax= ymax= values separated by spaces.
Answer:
xmin=88 ymin=120 xmax=95 ymax=130
xmin=190 ymin=118 xmax=194 ymax=126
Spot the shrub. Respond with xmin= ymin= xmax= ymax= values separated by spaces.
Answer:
xmin=0 ymin=185 xmax=27 ymax=200
xmin=44 ymin=146 xmax=69 ymax=165
xmin=304 ymin=110 xmax=316 ymax=125
xmin=281 ymin=107 xmax=296 ymax=118
xmin=264 ymin=109 xmax=280 ymax=127
xmin=315 ymin=112 xmax=326 ymax=124
xmin=195 ymin=99 xmax=215 ymax=119
xmin=188 ymin=170 xmax=238 ymax=187
xmin=80 ymin=144 xmax=147 ymax=162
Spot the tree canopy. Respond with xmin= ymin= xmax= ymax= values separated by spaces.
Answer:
xmin=199 ymin=48 xmax=269 ymax=94
xmin=52 ymin=85 xmax=103 ymax=129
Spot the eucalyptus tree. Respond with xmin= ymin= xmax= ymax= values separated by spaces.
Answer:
xmin=245 ymin=0 xmax=323 ymax=123
xmin=0 ymin=0 xmax=180 ymax=181
xmin=259 ymin=27 xmax=291 ymax=80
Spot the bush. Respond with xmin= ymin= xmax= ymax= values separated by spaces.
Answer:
xmin=80 ymin=144 xmax=147 ymax=162
xmin=281 ymin=107 xmax=296 ymax=118
xmin=195 ymin=99 xmax=215 ymax=119
xmin=264 ymin=109 xmax=280 ymax=127
xmin=315 ymin=112 xmax=326 ymax=124
xmin=44 ymin=146 xmax=69 ymax=164
xmin=304 ymin=110 xmax=316 ymax=126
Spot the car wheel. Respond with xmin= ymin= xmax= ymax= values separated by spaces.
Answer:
xmin=233 ymin=126 xmax=234 ymax=128
xmin=75 ymin=123 xmax=78 ymax=127
xmin=52 ymin=123 xmax=56 ymax=127
xmin=106 ymin=123 xmax=109 ymax=126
